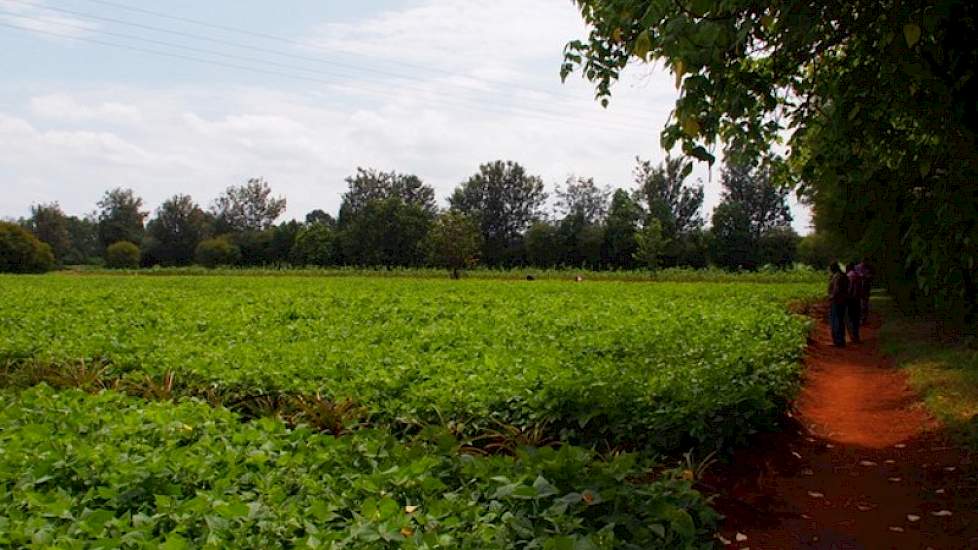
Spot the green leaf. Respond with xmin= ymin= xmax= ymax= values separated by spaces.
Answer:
xmin=632 ymin=30 xmax=652 ymax=60
xmin=903 ymin=23 xmax=921 ymax=48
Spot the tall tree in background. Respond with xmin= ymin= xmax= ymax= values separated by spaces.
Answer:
xmin=143 ymin=194 xmax=211 ymax=266
xmin=450 ymin=160 xmax=547 ymax=266
xmin=555 ymin=176 xmax=611 ymax=267
xmin=632 ymin=157 xmax=704 ymax=237
xmin=338 ymin=168 xmax=437 ymax=225
xmin=96 ymin=188 xmax=147 ymax=249
xmin=562 ymin=0 xmax=978 ymax=323
xmin=603 ymin=189 xmax=642 ymax=269
xmin=340 ymin=198 xmax=432 ymax=267
xmin=64 ymin=214 xmax=100 ymax=265
xmin=304 ymin=209 xmax=336 ymax=228
xmin=555 ymin=176 xmax=611 ymax=224
xmin=426 ymin=211 xmax=482 ymax=278
xmin=719 ymin=162 xmax=792 ymax=237
xmin=211 ymin=178 xmax=286 ymax=234
xmin=26 ymin=203 xmax=71 ymax=263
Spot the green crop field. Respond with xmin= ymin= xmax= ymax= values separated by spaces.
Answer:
xmin=0 ymin=274 xmax=820 ymax=548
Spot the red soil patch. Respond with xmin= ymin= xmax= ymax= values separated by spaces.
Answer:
xmin=706 ymin=310 xmax=978 ymax=548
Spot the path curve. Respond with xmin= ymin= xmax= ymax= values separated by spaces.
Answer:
xmin=708 ymin=309 xmax=978 ymax=549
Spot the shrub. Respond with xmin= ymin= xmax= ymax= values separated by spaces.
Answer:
xmin=195 ymin=237 xmax=240 ymax=268
xmin=105 ymin=241 xmax=140 ymax=269
xmin=0 ymin=222 xmax=55 ymax=273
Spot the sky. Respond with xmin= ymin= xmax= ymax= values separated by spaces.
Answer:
xmin=0 ymin=0 xmax=811 ymax=232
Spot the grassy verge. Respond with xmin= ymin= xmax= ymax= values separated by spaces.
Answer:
xmin=876 ymin=295 xmax=978 ymax=448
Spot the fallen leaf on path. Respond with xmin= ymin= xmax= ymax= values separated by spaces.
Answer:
xmin=907 ymin=514 xmax=921 ymax=522
xmin=716 ymin=534 xmax=731 ymax=545
xmin=935 ymin=489 xmax=945 ymax=494
xmin=859 ymin=460 xmax=878 ymax=466
xmin=931 ymin=510 xmax=953 ymax=517
xmin=825 ymin=444 xmax=835 ymax=449
xmin=735 ymin=533 xmax=748 ymax=542
xmin=889 ymin=526 xmax=905 ymax=533
xmin=808 ymin=491 xmax=824 ymax=498
xmin=885 ymin=459 xmax=896 ymax=464
xmin=888 ymin=477 xmax=902 ymax=482
xmin=801 ymin=468 xmax=814 ymax=476
xmin=857 ymin=505 xmax=873 ymax=512
xmin=944 ymin=466 xmax=956 ymax=472
xmin=894 ymin=444 xmax=906 ymax=449
xmin=801 ymin=513 xmax=812 ymax=519
xmin=792 ymin=451 xmax=802 ymax=459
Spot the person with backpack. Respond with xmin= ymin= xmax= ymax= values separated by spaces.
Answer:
xmin=846 ymin=263 xmax=863 ymax=344
xmin=828 ymin=262 xmax=849 ymax=347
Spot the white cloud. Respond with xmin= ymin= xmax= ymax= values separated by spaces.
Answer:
xmin=0 ymin=0 xmax=98 ymax=40
xmin=30 ymin=94 xmax=142 ymax=124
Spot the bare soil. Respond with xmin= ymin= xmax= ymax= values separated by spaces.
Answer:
xmin=707 ymin=309 xmax=978 ymax=549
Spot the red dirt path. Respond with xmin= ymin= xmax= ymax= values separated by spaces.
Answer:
xmin=707 ymin=310 xmax=978 ymax=549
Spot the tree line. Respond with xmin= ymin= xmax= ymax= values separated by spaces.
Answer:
xmin=6 ymin=156 xmax=816 ymax=273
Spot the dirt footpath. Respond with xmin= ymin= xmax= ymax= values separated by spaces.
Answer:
xmin=709 ymin=310 xmax=978 ymax=549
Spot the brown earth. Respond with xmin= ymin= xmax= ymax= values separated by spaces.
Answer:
xmin=706 ymin=308 xmax=978 ymax=549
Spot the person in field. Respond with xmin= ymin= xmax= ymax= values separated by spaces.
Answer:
xmin=856 ymin=257 xmax=873 ymax=324
xmin=846 ymin=263 xmax=863 ymax=344
xmin=828 ymin=262 xmax=849 ymax=347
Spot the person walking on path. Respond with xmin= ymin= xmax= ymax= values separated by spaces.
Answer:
xmin=828 ymin=262 xmax=849 ymax=347
xmin=856 ymin=258 xmax=873 ymax=324
xmin=846 ymin=263 xmax=863 ymax=343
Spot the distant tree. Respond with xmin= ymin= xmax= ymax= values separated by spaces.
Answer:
xmin=195 ymin=237 xmax=240 ymax=268
xmin=291 ymin=223 xmax=337 ymax=267
xmin=719 ymin=162 xmax=792 ymax=237
xmin=757 ymin=227 xmax=801 ymax=267
xmin=710 ymin=202 xmax=755 ymax=270
xmin=26 ymin=203 xmax=71 ymax=263
xmin=603 ymin=189 xmax=642 ymax=269
xmin=105 ymin=241 xmax=140 ymax=269
xmin=211 ymin=178 xmax=286 ymax=234
xmin=143 ymin=194 xmax=211 ymax=266
xmin=426 ymin=211 xmax=482 ymax=278
xmin=338 ymin=168 xmax=436 ymax=224
xmin=0 ymin=221 xmax=54 ymax=273
xmin=797 ymin=232 xmax=842 ymax=269
xmin=555 ymin=176 xmax=611 ymax=224
xmin=267 ymin=220 xmax=302 ymax=265
xmin=64 ymin=214 xmax=100 ymax=265
xmin=525 ymin=221 xmax=563 ymax=268
xmin=339 ymin=198 xmax=432 ymax=267
xmin=633 ymin=219 xmax=668 ymax=269
xmin=633 ymin=157 xmax=704 ymax=238
xmin=576 ymin=223 xmax=606 ymax=269
xmin=97 ymin=188 xmax=147 ymax=249
xmin=304 ymin=209 xmax=336 ymax=228
xmin=449 ymin=160 xmax=547 ymax=266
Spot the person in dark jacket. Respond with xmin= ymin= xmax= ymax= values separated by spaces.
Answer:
xmin=846 ymin=263 xmax=863 ymax=344
xmin=828 ymin=262 xmax=849 ymax=347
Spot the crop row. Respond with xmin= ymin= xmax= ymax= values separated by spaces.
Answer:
xmin=0 ymin=276 xmax=818 ymax=454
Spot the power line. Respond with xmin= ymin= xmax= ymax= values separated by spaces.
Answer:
xmin=0 ymin=21 xmax=654 ymax=135
xmin=6 ymin=0 xmax=648 ymax=124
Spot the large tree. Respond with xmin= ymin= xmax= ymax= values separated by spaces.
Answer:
xmin=426 ymin=211 xmax=482 ymax=278
xmin=632 ymin=157 xmax=704 ymax=237
xmin=211 ymin=178 xmax=286 ymax=234
xmin=96 ymin=188 xmax=147 ymax=249
xmin=449 ymin=160 xmax=547 ymax=266
xmin=603 ymin=189 xmax=643 ymax=268
xmin=555 ymin=176 xmax=612 ymax=225
xmin=339 ymin=198 xmax=431 ymax=267
xmin=719 ymin=161 xmax=792 ymax=237
xmin=562 ymin=0 xmax=978 ymax=322
xmin=338 ymin=168 xmax=437 ymax=225
xmin=143 ymin=194 xmax=211 ymax=266
xmin=26 ymin=203 xmax=71 ymax=263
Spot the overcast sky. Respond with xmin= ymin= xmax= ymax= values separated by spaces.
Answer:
xmin=0 ymin=0 xmax=811 ymax=232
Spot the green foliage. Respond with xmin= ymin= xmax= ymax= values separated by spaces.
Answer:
xmin=0 ymin=275 xmax=816 ymax=454
xmin=211 ymin=178 xmax=286 ymax=234
xmin=194 ymin=237 xmax=241 ymax=268
xmin=633 ymin=156 xmax=704 ymax=239
xmin=796 ymin=233 xmax=842 ymax=269
xmin=525 ymin=222 xmax=563 ymax=268
xmin=710 ymin=202 xmax=753 ymax=270
xmin=757 ymin=227 xmax=801 ymax=268
xmin=0 ymin=222 xmax=55 ymax=273
xmin=562 ymin=0 xmax=978 ymax=324
xmin=450 ymin=161 xmax=547 ymax=266
xmin=338 ymin=168 xmax=437 ymax=224
xmin=633 ymin=219 xmax=668 ymax=269
xmin=291 ymin=223 xmax=337 ymax=267
xmin=425 ymin=212 xmax=482 ymax=276
xmin=0 ymin=385 xmax=716 ymax=547
xmin=26 ymin=202 xmax=71 ymax=263
xmin=603 ymin=189 xmax=642 ymax=268
xmin=143 ymin=195 xmax=212 ymax=266
xmin=104 ymin=241 xmax=140 ymax=269
xmin=339 ymin=198 xmax=432 ymax=267
xmin=96 ymin=188 xmax=147 ymax=249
